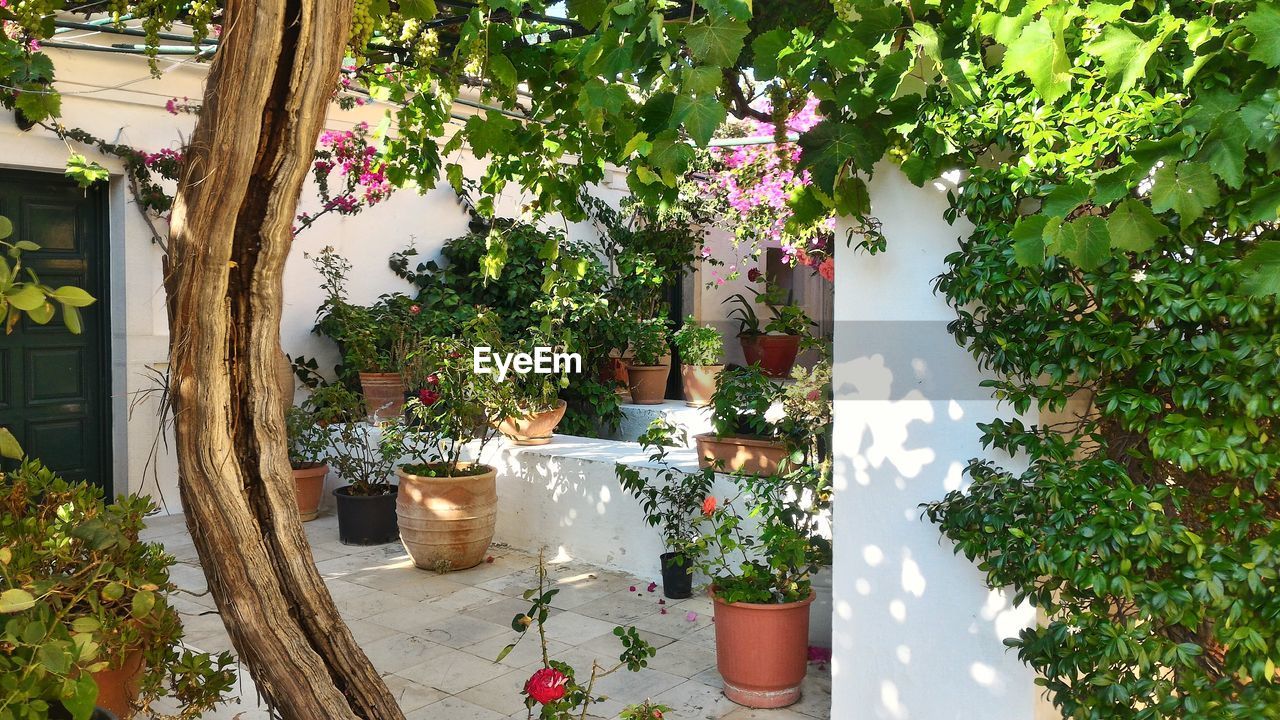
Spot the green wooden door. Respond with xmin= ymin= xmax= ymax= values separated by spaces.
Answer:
xmin=0 ymin=170 xmax=110 ymax=493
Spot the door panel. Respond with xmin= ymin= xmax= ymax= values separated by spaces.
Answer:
xmin=0 ymin=170 xmax=110 ymax=493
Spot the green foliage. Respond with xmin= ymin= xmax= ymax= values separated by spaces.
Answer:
xmin=285 ymin=405 xmax=328 ymax=468
xmin=0 ymin=214 xmax=96 ymax=335
xmin=309 ymin=247 xmax=416 ymax=378
xmin=626 ymin=317 xmax=669 ymax=366
xmin=616 ymin=419 xmax=715 ymax=556
xmin=723 ymin=282 xmax=813 ymax=338
xmin=672 ymin=315 xmax=723 ymax=366
xmin=709 ymin=365 xmax=784 ymax=439
xmin=305 ymin=381 xmax=400 ymax=496
xmin=0 ymin=461 xmax=234 ymax=720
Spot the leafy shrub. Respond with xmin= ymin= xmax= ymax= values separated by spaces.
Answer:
xmin=709 ymin=366 xmax=785 ymax=439
xmin=617 ymin=420 xmax=716 ymax=562
xmin=672 ymin=316 xmax=723 ymax=366
xmin=0 ymin=461 xmax=234 ymax=720
xmin=627 ymin=317 xmax=669 ymax=366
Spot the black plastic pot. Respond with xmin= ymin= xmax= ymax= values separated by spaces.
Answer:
xmin=50 ymin=705 xmax=117 ymax=720
xmin=334 ymin=485 xmax=399 ymax=545
xmin=660 ymin=551 xmax=693 ymax=599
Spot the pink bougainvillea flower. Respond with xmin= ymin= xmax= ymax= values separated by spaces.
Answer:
xmin=646 ymin=582 xmax=657 ymax=593
xmin=685 ymin=611 xmax=698 ymax=622
xmin=658 ymin=598 xmax=666 ymax=605
xmin=629 ymin=585 xmax=637 ymax=592
xmin=524 ymin=667 xmax=569 ymax=704
xmin=409 ymin=304 xmax=421 ymax=315
xmin=808 ymin=645 xmax=832 ymax=665
xmin=702 ymin=496 xmax=717 ymax=516
xmin=660 ymin=607 xmax=668 ymax=615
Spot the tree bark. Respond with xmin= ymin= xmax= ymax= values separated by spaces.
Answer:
xmin=165 ymin=1 xmax=404 ymax=718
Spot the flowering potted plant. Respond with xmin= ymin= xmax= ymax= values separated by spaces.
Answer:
xmin=624 ymin=317 xmax=670 ymax=405
xmin=723 ymin=283 xmax=813 ymax=378
xmin=311 ymin=381 xmax=402 ymax=545
xmin=286 ymin=404 xmax=329 ymax=521
xmin=694 ymin=366 xmax=797 ymax=476
xmin=671 ymin=316 xmax=724 ymax=407
xmin=616 ymin=420 xmax=716 ymax=599
xmin=691 ymin=464 xmax=830 ymax=708
xmin=496 ymin=333 xmax=569 ymax=445
xmin=0 ymin=460 xmax=235 ymax=720
xmin=391 ymin=329 xmax=520 ymax=571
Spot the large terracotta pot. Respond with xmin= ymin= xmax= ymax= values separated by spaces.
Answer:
xmin=626 ymin=363 xmax=670 ymax=405
xmin=396 ymin=464 xmax=497 ymax=571
xmin=739 ymin=334 xmax=801 ymax=378
xmin=498 ymin=400 xmax=567 ymax=445
xmin=358 ymin=372 xmax=405 ymax=419
xmin=680 ymin=364 xmax=723 ymax=407
xmin=694 ymin=433 xmax=790 ymax=476
xmin=91 ymin=649 xmax=144 ymax=719
xmin=291 ymin=462 xmax=328 ymax=521
xmin=713 ymin=591 xmax=814 ymax=708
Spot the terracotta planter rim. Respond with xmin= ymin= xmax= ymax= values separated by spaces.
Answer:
xmin=681 ymin=363 xmax=724 ymax=369
xmin=396 ymin=463 xmax=496 ymax=480
xmin=711 ymin=589 xmax=816 ymax=610
xmin=291 ymin=461 xmax=328 ymax=472
xmin=695 ymin=431 xmax=785 ymax=447
xmin=625 ymin=362 xmax=670 ymax=368
xmin=511 ymin=398 xmax=567 ymax=416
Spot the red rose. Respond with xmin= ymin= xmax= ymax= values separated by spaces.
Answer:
xmin=524 ymin=667 xmax=568 ymax=704
xmin=747 ymin=268 xmax=762 ymax=282
xmin=409 ymin=304 xmax=421 ymax=315
xmin=426 ymin=373 xmax=439 ymax=385
xmin=702 ymin=496 xmax=717 ymax=516
xmin=417 ymin=388 xmax=440 ymax=405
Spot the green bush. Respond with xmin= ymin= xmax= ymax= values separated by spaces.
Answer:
xmin=0 ymin=461 xmax=234 ymax=720
xmin=672 ymin=316 xmax=723 ymax=366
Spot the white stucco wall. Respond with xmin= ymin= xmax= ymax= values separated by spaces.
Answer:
xmin=830 ymin=166 xmax=1054 ymax=718
xmin=0 ymin=45 xmax=624 ymax=510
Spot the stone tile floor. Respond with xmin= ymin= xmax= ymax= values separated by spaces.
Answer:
xmin=142 ymin=512 xmax=831 ymax=720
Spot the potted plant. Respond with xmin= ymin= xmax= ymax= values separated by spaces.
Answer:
xmin=724 ymin=283 xmax=813 ymax=378
xmin=391 ymin=329 xmax=519 ymax=571
xmin=671 ymin=316 xmax=723 ymax=407
xmin=496 ymin=334 xmax=569 ymax=445
xmin=310 ymin=247 xmax=407 ymax=419
xmin=312 ymin=381 xmax=402 ymax=545
xmin=616 ymin=420 xmax=715 ymax=599
xmin=624 ymin=317 xmax=670 ymax=405
xmin=691 ymin=463 xmax=829 ymax=709
xmin=694 ymin=366 xmax=796 ymax=476
xmin=286 ymin=404 xmax=329 ymax=521
xmin=0 ymin=459 xmax=235 ymax=720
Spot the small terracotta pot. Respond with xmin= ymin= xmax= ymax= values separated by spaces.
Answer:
xmin=359 ymin=372 xmax=405 ymax=419
xmin=626 ymin=363 xmax=671 ymax=405
xmin=91 ymin=649 xmax=144 ymax=719
xmin=713 ymin=591 xmax=814 ymax=708
xmin=680 ymin=364 xmax=723 ymax=407
xmin=694 ymin=433 xmax=790 ymax=476
xmin=396 ymin=464 xmax=497 ymax=571
xmin=739 ymin=334 xmax=801 ymax=378
xmin=291 ymin=462 xmax=328 ymax=521
xmin=498 ymin=400 xmax=567 ymax=445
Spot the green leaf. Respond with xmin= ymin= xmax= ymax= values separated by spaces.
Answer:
xmin=0 ymin=215 xmax=11 ymax=241
xmin=1197 ymin=112 xmax=1248 ymax=189
xmin=398 ymin=0 xmax=437 ymax=20
xmin=1242 ymin=4 xmax=1280 ymax=67
xmin=1106 ymin=199 xmax=1166 ymax=252
xmin=1150 ymin=161 xmax=1219 ymax=224
xmin=0 ymin=427 xmax=22 ymax=459
xmin=48 ymin=286 xmax=95 ymax=308
xmin=1003 ymin=17 xmax=1071 ymax=102
xmin=1240 ymin=241 xmax=1280 ymax=296
xmin=682 ymin=15 xmax=749 ymax=67
xmin=798 ymin=121 xmax=886 ymax=194
xmin=495 ymin=643 xmax=516 ymax=662
xmin=672 ymin=95 xmax=726 ymax=146
xmin=750 ymin=29 xmax=789 ymax=79
xmin=14 ymin=86 xmax=60 ymax=123
xmin=60 ymin=676 xmax=98 ymax=720
xmin=646 ymin=134 xmax=694 ymax=179
xmin=682 ymin=66 xmax=721 ymax=96
xmin=0 ymin=588 xmax=36 ymax=614
xmin=37 ymin=642 xmax=72 ymax=674
xmin=488 ymin=54 xmax=516 ymax=88
xmin=1041 ymin=181 xmax=1090 ymax=217
xmin=62 ymin=305 xmax=82 ymax=335
xmin=26 ymin=300 xmax=54 ymax=325
xmin=1052 ymin=216 xmax=1110 ymax=270
xmin=63 ymin=154 xmax=108 ymax=189
xmin=130 ymin=589 xmax=156 ymax=619
xmin=1011 ymin=216 xmax=1049 ymax=267
xmin=5 ymin=284 xmax=46 ymax=311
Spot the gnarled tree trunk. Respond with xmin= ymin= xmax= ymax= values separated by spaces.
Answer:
xmin=165 ymin=1 xmax=404 ymax=718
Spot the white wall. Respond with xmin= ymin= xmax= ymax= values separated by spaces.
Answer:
xmin=1 ymin=45 xmax=624 ymax=510
xmin=830 ymin=166 xmax=1053 ymax=718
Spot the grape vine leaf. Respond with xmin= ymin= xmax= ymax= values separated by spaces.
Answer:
xmin=1041 ymin=181 xmax=1090 ymax=217
xmin=1242 ymin=4 xmax=1280 ymax=68
xmin=682 ymin=15 xmax=749 ymax=67
xmin=798 ymin=121 xmax=886 ymax=194
xmin=1052 ymin=216 xmax=1110 ymax=270
xmin=1084 ymin=23 xmax=1157 ymax=90
xmin=1011 ymin=216 xmax=1050 ymax=267
xmin=672 ymin=95 xmax=726 ymax=146
xmin=1003 ymin=17 xmax=1071 ymax=102
xmin=1106 ymin=199 xmax=1167 ymax=253
xmin=1241 ymin=241 xmax=1280 ymax=296
xmin=1150 ymin=161 xmax=1219 ymax=224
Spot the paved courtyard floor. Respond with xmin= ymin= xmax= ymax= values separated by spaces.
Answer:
xmin=142 ymin=511 xmax=832 ymax=719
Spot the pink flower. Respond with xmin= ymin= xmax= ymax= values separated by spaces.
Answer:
xmin=702 ymin=496 xmax=717 ymax=516
xmin=165 ymin=98 xmax=178 ymax=115
xmin=524 ymin=668 xmax=569 ymax=704
xmin=646 ymin=582 xmax=657 ymax=593
xmin=409 ymin=304 xmax=421 ymax=315
xmin=685 ymin=611 xmax=698 ymax=622
xmin=629 ymin=585 xmax=637 ymax=592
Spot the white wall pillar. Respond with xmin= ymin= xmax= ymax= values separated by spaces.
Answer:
xmin=830 ymin=166 xmax=1048 ymax=719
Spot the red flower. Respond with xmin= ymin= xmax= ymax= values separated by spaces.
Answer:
xmin=524 ymin=667 xmax=568 ymax=704
xmin=747 ymin=268 xmax=762 ymax=282
xmin=409 ymin=304 xmax=421 ymax=315
xmin=417 ymin=388 xmax=440 ymax=405
xmin=702 ymin=496 xmax=717 ymax=516
xmin=817 ymin=257 xmax=834 ymax=282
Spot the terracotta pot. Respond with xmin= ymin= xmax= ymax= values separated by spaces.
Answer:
xmin=694 ymin=433 xmax=790 ymax=476
xmin=498 ymin=400 xmax=567 ymax=445
xmin=91 ymin=649 xmax=144 ymax=719
xmin=291 ymin=462 xmax=328 ymax=521
xmin=739 ymin=334 xmax=802 ymax=378
xmin=680 ymin=364 xmax=723 ymax=407
xmin=626 ymin=363 xmax=670 ymax=405
xmin=396 ymin=464 xmax=497 ymax=571
xmin=358 ymin=372 xmax=405 ymax=419
xmin=600 ymin=350 xmax=633 ymax=401
xmin=713 ymin=591 xmax=814 ymax=708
